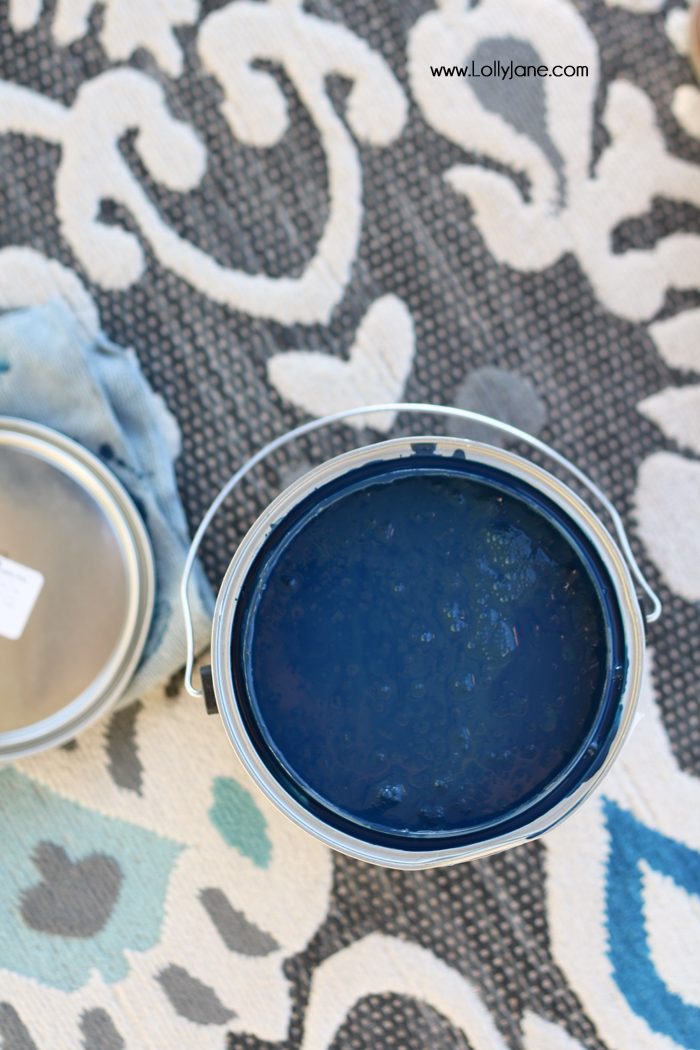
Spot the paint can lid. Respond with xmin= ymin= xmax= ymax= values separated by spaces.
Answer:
xmin=0 ymin=417 xmax=155 ymax=759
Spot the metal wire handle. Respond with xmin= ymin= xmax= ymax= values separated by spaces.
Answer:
xmin=180 ymin=403 xmax=662 ymax=698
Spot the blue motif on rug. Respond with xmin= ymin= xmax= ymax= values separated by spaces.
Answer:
xmin=0 ymin=768 xmax=183 ymax=992
xmin=604 ymin=798 xmax=700 ymax=1048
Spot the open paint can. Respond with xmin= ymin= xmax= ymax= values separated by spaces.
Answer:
xmin=0 ymin=418 xmax=154 ymax=759
xmin=181 ymin=404 xmax=660 ymax=868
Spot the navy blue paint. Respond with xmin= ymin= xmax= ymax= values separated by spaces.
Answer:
xmin=232 ymin=456 xmax=627 ymax=850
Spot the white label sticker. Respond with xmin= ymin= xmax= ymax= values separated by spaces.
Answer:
xmin=0 ymin=556 xmax=44 ymax=640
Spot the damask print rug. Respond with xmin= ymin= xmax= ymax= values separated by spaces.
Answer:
xmin=0 ymin=1 xmax=699 ymax=1048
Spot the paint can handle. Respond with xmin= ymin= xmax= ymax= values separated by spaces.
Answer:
xmin=181 ymin=403 xmax=661 ymax=698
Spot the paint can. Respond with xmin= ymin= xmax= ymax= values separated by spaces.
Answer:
xmin=182 ymin=404 xmax=659 ymax=868
xmin=0 ymin=418 xmax=155 ymax=759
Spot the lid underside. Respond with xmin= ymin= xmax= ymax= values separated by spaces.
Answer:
xmin=0 ymin=419 xmax=154 ymax=757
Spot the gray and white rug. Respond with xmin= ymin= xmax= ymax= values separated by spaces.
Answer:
xmin=0 ymin=1 xmax=699 ymax=1047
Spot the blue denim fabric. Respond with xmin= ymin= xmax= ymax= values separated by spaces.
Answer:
xmin=0 ymin=300 xmax=213 ymax=702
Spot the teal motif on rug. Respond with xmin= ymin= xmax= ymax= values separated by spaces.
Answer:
xmin=0 ymin=768 xmax=183 ymax=992
xmin=209 ymin=777 xmax=271 ymax=868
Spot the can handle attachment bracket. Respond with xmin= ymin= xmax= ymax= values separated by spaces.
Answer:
xmin=180 ymin=402 xmax=662 ymax=700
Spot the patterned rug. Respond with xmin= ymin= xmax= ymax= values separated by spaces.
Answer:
xmin=1 ymin=1 xmax=699 ymax=1048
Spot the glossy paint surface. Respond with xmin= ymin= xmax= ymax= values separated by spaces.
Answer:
xmin=233 ymin=457 xmax=625 ymax=843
